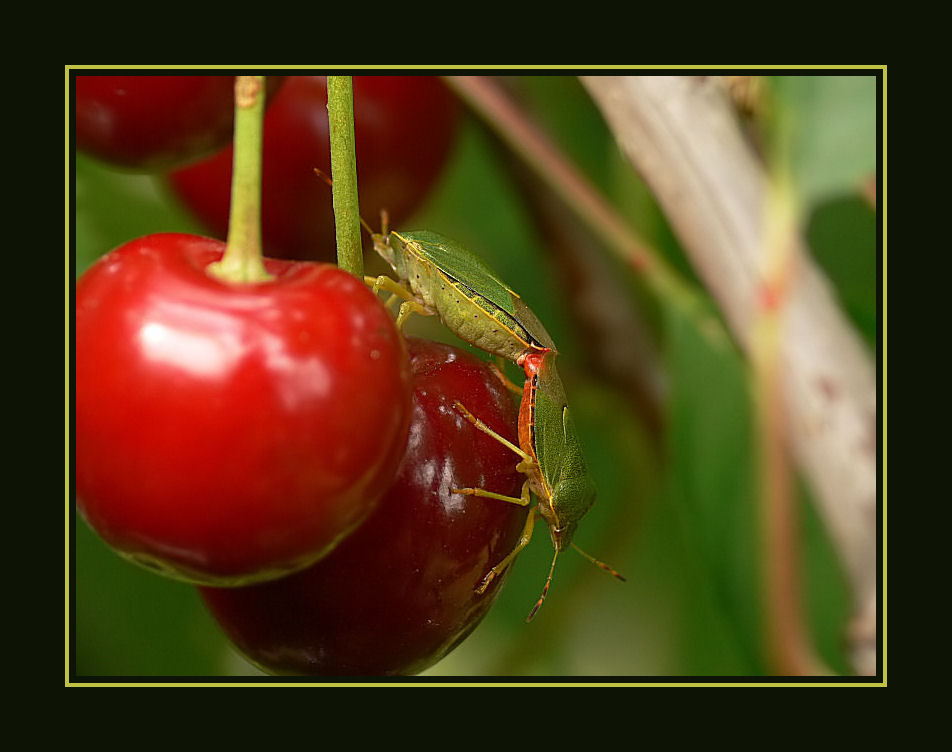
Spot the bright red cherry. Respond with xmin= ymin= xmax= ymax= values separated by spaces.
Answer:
xmin=168 ymin=76 xmax=459 ymax=260
xmin=75 ymin=233 xmax=412 ymax=585
xmin=200 ymin=338 xmax=529 ymax=676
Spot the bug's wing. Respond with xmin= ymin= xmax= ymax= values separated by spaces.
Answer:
xmin=533 ymin=362 xmax=571 ymax=491
xmin=511 ymin=295 xmax=558 ymax=352
xmin=555 ymin=403 xmax=597 ymax=542
xmin=400 ymin=230 xmax=556 ymax=351
xmin=400 ymin=230 xmax=517 ymax=307
xmin=533 ymin=395 xmax=596 ymax=551
xmin=533 ymin=386 xmax=567 ymax=488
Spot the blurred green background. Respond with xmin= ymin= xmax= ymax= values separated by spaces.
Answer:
xmin=70 ymin=74 xmax=879 ymax=679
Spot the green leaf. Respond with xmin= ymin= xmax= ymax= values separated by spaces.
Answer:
xmin=770 ymin=75 xmax=878 ymax=211
xmin=798 ymin=480 xmax=852 ymax=675
xmin=74 ymin=520 xmax=228 ymax=677
xmin=664 ymin=301 xmax=764 ymax=674
xmin=806 ymin=195 xmax=878 ymax=350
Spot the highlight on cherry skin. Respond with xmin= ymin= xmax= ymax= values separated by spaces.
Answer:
xmin=200 ymin=337 xmax=530 ymax=676
xmin=74 ymin=232 xmax=412 ymax=586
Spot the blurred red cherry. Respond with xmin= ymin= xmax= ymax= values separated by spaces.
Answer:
xmin=75 ymin=75 xmax=283 ymax=171
xmin=168 ymin=76 xmax=459 ymax=260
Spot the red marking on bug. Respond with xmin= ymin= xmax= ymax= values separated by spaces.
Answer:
xmin=519 ymin=349 xmax=548 ymax=377
xmin=518 ymin=368 xmax=540 ymax=469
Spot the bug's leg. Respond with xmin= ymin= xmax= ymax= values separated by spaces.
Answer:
xmin=453 ymin=476 xmax=532 ymax=507
xmin=490 ymin=356 xmax=523 ymax=395
xmin=364 ymin=274 xmax=413 ymax=299
xmin=526 ymin=548 xmax=560 ymax=622
xmin=395 ymin=300 xmax=435 ymax=330
xmin=571 ymin=543 xmax=627 ymax=582
xmin=475 ymin=506 xmax=537 ymax=595
xmin=452 ymin=401 xmax=533 ymax=463
xmin=364 ymin=275 xmax=434 ymax=330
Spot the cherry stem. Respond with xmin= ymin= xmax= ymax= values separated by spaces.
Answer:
xmin=327 ymin=76 xmax=363 ymax=277
xmin=208 ymin=76 xmax=272 ymax=284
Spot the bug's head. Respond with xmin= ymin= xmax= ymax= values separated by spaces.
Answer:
xmin=546 ymin=519 xmax=576 ymax=554
xmin=528 ymin=485 xmax=610 ymax=623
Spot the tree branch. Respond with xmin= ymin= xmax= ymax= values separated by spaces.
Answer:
xmin=580 ymin=75 xmax=878 ymax=676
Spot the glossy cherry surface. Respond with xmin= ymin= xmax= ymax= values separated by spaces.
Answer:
xmin=200 ymin=338 xmax=528 ymax=676
xmin=168 ymin=76 xmax=459 ymax=261
xmin=75 ymin=76 xmax=272 ymax=171
xmin=75 ymin=233 xmax=412 ymax=585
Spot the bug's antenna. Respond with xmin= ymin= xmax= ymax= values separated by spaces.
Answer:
xmin=313 ymin=168 xmax=377 ymax=238
xmin=571 ymin=543 xmax=626 ymax=582
xmin=526 ymin=549 xmax=560 ymax=622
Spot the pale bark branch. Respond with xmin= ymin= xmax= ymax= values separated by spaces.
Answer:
xmin=581 ymin=75 xmax=879 ymax=676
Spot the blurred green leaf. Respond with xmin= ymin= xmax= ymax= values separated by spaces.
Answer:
xmin=664 ymin=302 xmax=764 ymax=674
xmin=799 ymin=480 xmax=851 ymax=675
xmin=770 ymin=75 xmax=877 ymax=211
xmin=74 ymin=519 xmax=227 ymax=677
xmin=806 ymin=195 xmax=878 ymax=350
xmin=74 ymin=153 xmax=205 ymax=276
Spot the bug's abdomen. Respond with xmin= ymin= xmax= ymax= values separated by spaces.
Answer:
xmin=420 ymin=266 xmax=534 ymax=362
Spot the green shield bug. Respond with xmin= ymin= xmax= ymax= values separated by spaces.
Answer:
xmin=453 ymin=349 xmax=624 ymax=621
xmin=368 ymin=226 xmax=557 ymax=364
xmin=313 ymin=168 xmax=555 ymax=364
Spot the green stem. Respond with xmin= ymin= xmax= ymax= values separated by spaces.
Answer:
xmin=327 ymin=76 xmax=363 ymax=277
xmin=208 ymin=76 xmax=272 ymax=283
